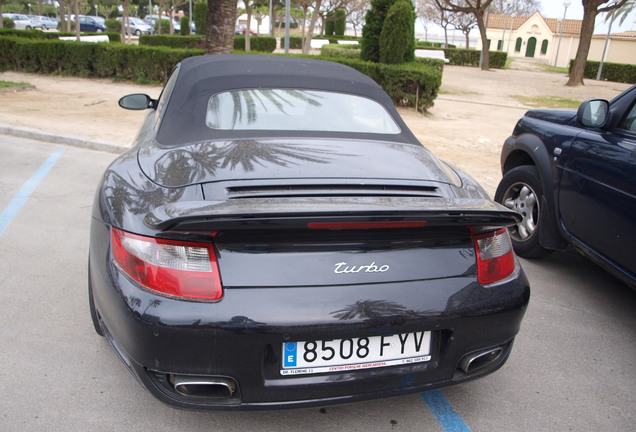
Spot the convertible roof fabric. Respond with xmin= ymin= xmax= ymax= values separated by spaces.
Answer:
xmin=156 ymin=55 xmax=413 ymax=146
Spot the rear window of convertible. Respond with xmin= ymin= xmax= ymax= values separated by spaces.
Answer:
xmin=205 ymin=89 xmax=401 ymax=134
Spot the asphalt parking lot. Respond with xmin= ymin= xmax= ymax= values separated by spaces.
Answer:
xmin=0 ymin=135 xmax=634 ymax=432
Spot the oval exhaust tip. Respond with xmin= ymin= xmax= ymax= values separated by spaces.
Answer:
xmin=459 ymin=347 xmax=504 ymax=374
xmin=173 ymin=375 xmax=237 ymax=399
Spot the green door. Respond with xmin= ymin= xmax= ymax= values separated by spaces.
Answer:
xmin=525 ymin=37 xmax=537 ymax=57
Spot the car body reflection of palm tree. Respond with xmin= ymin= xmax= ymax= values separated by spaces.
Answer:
xmin=331 ymin=300 xmax=421 ymax=321
xmin=152 ymin=140 xmax=334 ymax=185
xmin=103 ymin=171 xmax=186 ymax=226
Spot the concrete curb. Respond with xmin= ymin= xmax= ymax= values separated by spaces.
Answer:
xmin=0 ymin=123 xmax=128 ymax=154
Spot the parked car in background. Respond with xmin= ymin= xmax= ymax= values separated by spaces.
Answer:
xmin=26 ymin=15 xmax=49 ymax=29
xmin=117 ymin=16 xmax=153 ymax=35
xmin=235 ymin=24 xmax=256 ymax=35
xmin=144 ymin=14 xmax=180 ymax=34
xmin=3 ymin=13 xmax=33 ymax=30
xmin=89 ymin=55 xmax=530 ymax=410
xmin=495 ymin=84 xmax=636 ymax=289
xmin=76 ymin=15 xmax=106 ymax=32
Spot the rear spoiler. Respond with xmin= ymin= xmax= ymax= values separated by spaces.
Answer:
xmin=145 ymin=197 xmax=521 ymax=233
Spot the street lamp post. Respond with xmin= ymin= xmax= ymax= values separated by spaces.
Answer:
xmin=506 ymin=13 xmax=515 ymax=53
xmin=28 ymin=3 xmax=31 ymax=15
xmin=553 ymin=0 xmax=571 ymax=67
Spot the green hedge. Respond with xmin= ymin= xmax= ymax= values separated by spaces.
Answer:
xmin=569 ymin=59 xmax=636 ymax=84
xmin=320 ymin=44 xmax=360 ymax=59
xmin=0 ymin=37 xmax=202 ymax=82
xmin=233 ymin=36 xmax=276 ymax=52
xmin=139 ymin=34 xmax=202 ymax=48
xmin=414 ymin=57 xmax=445 ymax=72
xmin=0 ymin=36 xmax=441 ymax=111
xmin=416 ymin=41 xmax=455 ymax=49
xmin=139 ymin=34 xmax=276 ymax=52
xmin=317 ymin=56 xmax=441 ymax=112
xmin=0 ymin=29 xmax=120 ymax=42
xmin=414 ymin=46 xmax=506 ymax=69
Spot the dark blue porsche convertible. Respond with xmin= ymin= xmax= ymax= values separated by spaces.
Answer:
xmin=88 ymin=55 xmax=530 ymax=410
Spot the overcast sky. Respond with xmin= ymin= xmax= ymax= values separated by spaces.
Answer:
xmin=540 ymin=0 xmax=635 ymax=33
xmin=419 ymin=1 xmax=635 ymax=40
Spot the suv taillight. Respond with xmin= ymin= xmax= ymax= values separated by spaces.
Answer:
xmin=473 ymin=228 xmax=515 ymax=284
xmin=111 ymin=228 xmax=222 ymax=300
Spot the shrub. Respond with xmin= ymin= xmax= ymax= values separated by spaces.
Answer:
xmin=413 ymin=47 xmax=506 ymax=69
xmin=139 ymin=34 xmax=202 ymax=49
xmin=0 ymin=36 xmax=441 ymax=113
xmin=3 ymin=17 xmax=15 ymax=29
xmin=379 ymin=0 xmax=415 ymax=64
xmin=157 ymin=19 xmax=172 ymax=34
xmin=234 ymin=36 xmax=277 ymax=52
xmin=328 ymin=58 xmax=441 ymax=112
xmin=194 ymin=1 xmax=207 ymax=35
xmin=105 ymin=18 xmax=120 ymax=33
xmin=180 ymin=16 xmax=191 ymax=36
xmin=413 ymin=57 xmax=445 ymax=72
xmin=335 ymin=9 xmax=346 ymax=36
xmin=320 ymin=44 xmax=360 ymax=59
xmin=289 ymin=36 xmax=303 ymax=49
xmin=0 ymin=36 xmax=202 ymax=82
xmin=569 ymin=59 xmax=636 ymax=84
xmin=325 ymin=12 xmax=335 ymax=36
xmin=361 ymin=0 xmax=397 ymax=63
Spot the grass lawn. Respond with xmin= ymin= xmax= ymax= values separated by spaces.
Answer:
xmin=511 ymin=95 xmax=581 ymax=109
xmin=0 ymin=80 xmax=31 ymax=88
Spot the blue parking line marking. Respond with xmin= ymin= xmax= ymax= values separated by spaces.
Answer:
xmin=0 ymin=147 xmax=65 ymax=237
xmin=421 ymin=390 xmax=472 ymax=432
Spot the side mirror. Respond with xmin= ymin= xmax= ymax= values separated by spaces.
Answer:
xmin=118 ymin=93 xmax=155 ymax=110
xmin=577 ymin=99 xmax=609 ymax=128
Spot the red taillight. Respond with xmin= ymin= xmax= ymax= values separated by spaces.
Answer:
xmin=473 ymin=228 xmax=515 ymax=284
xmin=111 ymin=228 xmax=222 ymax=300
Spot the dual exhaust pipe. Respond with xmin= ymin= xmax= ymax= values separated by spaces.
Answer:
xmin=172 ymin=375 xmax=238 ymax=399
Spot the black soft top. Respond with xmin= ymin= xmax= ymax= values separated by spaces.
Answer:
xmin=156 ymin=55 xmax=415 ymax=146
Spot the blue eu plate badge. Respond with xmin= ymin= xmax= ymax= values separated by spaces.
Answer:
xmin=284 ymin=342 xmax=297 ymax=367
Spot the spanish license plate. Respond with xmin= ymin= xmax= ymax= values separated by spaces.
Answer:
xmin=281 ymin=331 xmax=431 ymax=375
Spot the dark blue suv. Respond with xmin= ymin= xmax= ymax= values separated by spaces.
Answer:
xmin=495 ymin=84 xmax=636 ymax=289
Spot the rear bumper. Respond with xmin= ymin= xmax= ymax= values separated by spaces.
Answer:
xmin=89 ymin=221 xmax=530 ymax=410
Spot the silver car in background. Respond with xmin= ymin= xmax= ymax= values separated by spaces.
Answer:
xmin=117 ymin=16 xmax=153 ymax=35
xmin=3 ymin=13 xmax=33 ymax=30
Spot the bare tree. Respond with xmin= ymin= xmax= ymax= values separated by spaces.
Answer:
xmin=206 ymin=0 xmax=238 ymax=54
xmin=299 ymin=0 xmax=315 ymax=40
xmin=73 ymin=0 xmax=80 ymax=40
xmin=417 ymin=0 xmax=454 ymax=45
xmin=451 ymin=11 xmax=477 ymax=48
xmin=435 ymin=0 xmax=494 ymax=70
xmin=345 ymin=0 xmax=369 ymax=36
xmin=121 ymin=0 xmax=130 ymax=43
xmin=303 ymin=0 xmax=323 ymax=53
xmin=567 ymin=0 xmax=627 ymax=86
xmin=489 ymin=0 xmax=539 ymax=16
xmin=252 ymin=5 xmax=270 ymax=34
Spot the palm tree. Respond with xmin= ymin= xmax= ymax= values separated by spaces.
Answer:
xmin=206 ymin=0 xmax=237 ymax=54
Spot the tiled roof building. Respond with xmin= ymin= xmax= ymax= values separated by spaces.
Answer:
xmin=480 ymin=11 xmax=635 ymax=68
